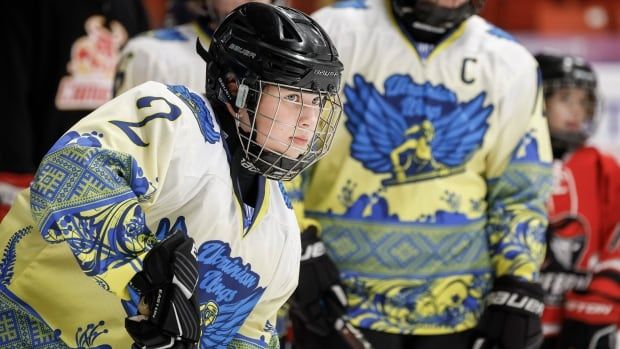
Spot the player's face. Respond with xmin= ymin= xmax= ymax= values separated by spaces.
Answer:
xmin=210 ymin=0 xmax=272 ymax=19
xmin=251 ymin=84 xmax=322 ymax=159
xmin=546 ymin=87 xmax=592 ymax=134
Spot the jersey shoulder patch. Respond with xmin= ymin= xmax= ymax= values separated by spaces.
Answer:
xmin=166 ymin=85 xmax=220 ymax=144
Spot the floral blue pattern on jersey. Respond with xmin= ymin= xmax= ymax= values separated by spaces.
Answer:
xmin=345 ymin=271 xmax=490 ymax=331
xmin=121 ymin=216 xmax=189 ymax=316
xmin=486 ymin=151 xmax=552 ymax=280
xmin=151 ymin=28 xmax=188 ymax=41
xmin=196 ymin=240 xmax=265 ymax=348
xmin=73 ymin=321 xmax=111 ymax=349
xmin=0 ymin=227 xmax=32 ymax=287
xmin=344 ymin=74 xmax=493 ymax=186
xmin=330 ymin=180 xmax=482 ymax=224
xmin=167 ymin=84 xmax=220 ymax=144
xmin=0 ymin=226 xmax=114 ymax=348
xmin=0 ymin=288 xmax=67 ymax=349
xmin=0 ymin=226 xmax=64 ymax=348
xmin=30 ymin=132 xmax=156 ymax=289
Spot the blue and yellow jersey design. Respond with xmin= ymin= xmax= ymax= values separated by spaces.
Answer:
xmin=286 ymin=0 xmax=553 ymax=334
xmin=0 ymin=82 xmax=299 ymax=348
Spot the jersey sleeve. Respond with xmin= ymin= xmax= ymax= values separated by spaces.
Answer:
xmin=30 ymin=81 xmax=186 ymax=299
xmin=485 ymin=57 xmax=553 ymax=282
xmin=114 ymin=38 xmax=171 ymax=96
xmin=588 ymin=154 xmax=620 ymax=300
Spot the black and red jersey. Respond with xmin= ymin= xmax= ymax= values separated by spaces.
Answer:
xmin=541 ymin=146 xmax=620 ymax=336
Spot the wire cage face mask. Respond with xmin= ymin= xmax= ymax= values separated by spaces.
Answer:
xmin=233 ymin=80 xmax=342 ymax=181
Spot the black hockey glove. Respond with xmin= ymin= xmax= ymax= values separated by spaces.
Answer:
xmin=125 ymin=231 xmax=201 ymax=349
xmin=290 ymin=226 xmax=347 ymax=336
xmin=472 ymin=276 xmax=544 ymax=349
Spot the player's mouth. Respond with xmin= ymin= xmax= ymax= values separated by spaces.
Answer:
xmin=291 ymin=136 xmax=309 ymax=146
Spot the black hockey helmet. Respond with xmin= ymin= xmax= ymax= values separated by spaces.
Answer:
xmin=535 ymin=53 xmax=599 ymax=155
xmin=392 ymin=0 xmax=486 ymax=42
xmin=203 ymin=2 xmax=343 ymax=94
xmin=198 ymin=2 xmax=343 ymax=180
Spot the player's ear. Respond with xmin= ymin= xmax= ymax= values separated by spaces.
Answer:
xmin=225 ymin=72 xmax=239 ymax=97
xmin=221 ymin=72 xmax=246 ymax=123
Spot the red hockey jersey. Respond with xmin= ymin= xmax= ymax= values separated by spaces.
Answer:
xmin=541 ymin=146 xmax=620 ymax=336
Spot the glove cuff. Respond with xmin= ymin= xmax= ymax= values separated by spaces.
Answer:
xmin=300 ymin=226 xmax=326 ymax=262
xmin=486 ymin=276 xmax=545 ymax=317
xmin=564 ymin=291 xmax=620 ymax=325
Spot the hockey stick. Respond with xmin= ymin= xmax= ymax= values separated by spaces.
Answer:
xmin=334 ymin=316 xmax=374 ymax=349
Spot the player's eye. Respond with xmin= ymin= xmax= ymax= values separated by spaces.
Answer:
xmin=283 ymin=93 xmax=300 ymax=103
xmin=311 ymin=96 xmax=323 ymax=106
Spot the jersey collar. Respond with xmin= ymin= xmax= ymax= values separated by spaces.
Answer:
xmin=386 ymin=0 xmax=468 ymax=62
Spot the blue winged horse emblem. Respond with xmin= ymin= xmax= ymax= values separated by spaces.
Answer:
xmin=344 ymin=74 xmax=493 ymax=185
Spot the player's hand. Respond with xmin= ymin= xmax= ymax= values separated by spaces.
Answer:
xmin=290 ymin=226 xmax=347 ymax=336
xmin=471 ymin=276 xmax=544 ymax=349
xmin=125 ymin=231 xmax=201 ymax=349
xmin=558 ymin=291 xmax=619 ymax=349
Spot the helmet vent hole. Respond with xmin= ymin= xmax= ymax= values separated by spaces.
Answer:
xmin=281 ymin=21 xmax=302 ymax=41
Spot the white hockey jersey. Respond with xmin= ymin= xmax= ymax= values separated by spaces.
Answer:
xmin=289 ymin=0 xmax=553 ymax=334
xmin=0 ymin=82 xmax=299 ymax=348
xmin=114 ymin=23 xmax=212 ymax=95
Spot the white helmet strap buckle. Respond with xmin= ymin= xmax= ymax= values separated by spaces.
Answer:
xmin=235 ymin=84 xmax=250 ymax=109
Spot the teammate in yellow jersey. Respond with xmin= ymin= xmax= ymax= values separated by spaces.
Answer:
xmin=288 ymin=0 xmax=553 ymax=348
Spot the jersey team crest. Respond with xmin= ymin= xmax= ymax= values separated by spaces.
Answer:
xmin=344 ymin=74 xmax=493 ymax=185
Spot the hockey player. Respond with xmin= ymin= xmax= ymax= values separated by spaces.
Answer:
xmin=288 ymin=0 xmax=553 ymax=348
xmin=536 ymin=53 xmax=620 ymax=349
xmin=113 ymin=0 xmax=275 ymax=96
xmin=113 ymin=1 xmax=295 ymax=345
xmin=0 ymin=3 xmax=343 ymax=348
